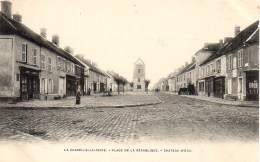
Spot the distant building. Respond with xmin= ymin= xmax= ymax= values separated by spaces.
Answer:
xmin=133 ymin=58 xmax=145 ymax=91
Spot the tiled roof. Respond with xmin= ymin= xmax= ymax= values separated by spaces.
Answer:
xmin=178 ymin=60 xmax=196 ymax=75
xmin=200 ymin=20 xmax=259 ymax=66
xmin=0 ymin=12 xmax=84 ymax=67
xmin=79 ymin=58 xmax=107 ymax=77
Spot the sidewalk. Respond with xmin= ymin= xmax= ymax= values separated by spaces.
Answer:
xmin=164 ymin=91 xmax=259 ymax=108
xmin=0 ymin=92 xmax=162 ymax=109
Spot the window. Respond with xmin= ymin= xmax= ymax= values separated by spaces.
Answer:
xmin=138 ymin=78 xmax=140 ymax=82
xmin=33 ymin=49 xmax=37 ymax=65
xmin=16 ymin=74 xmax=20 ymax=81
xmin=238 ymin=50 xmax=243 ymax=67
xmin=228 ymin=79 xmax=232 ymax=94
xmin=40 ymin=53 xmax=46 ymax=70
xmin=199 ymin=82 xmax=204 ymax=92
xmin=248 ymin=80 xmax=258 ymax=94
xmin=228 ymin=54 xmax=232 ymax=70
xmin=41 ymin=78 xmax=45 ymax=93
xmin=48 ymin=57 xmax=52 ymax=72
xmin=48 ymin=79 xmax=53 ymax=94
xmin=137 ymin=85 xmax=141 ymax=89
xmin=57 ymin=57 xmax=61 ymax=70
xmin=216 ymin=60 xmax=221 ymax=73
xmin=211 ymin=64 xmax=213 ymax=74
xmin=67 ymin=61 xmax=71 ymax=73
xmin=22 ymin=44 xmax=27 ymax=62
xmin=233 ymin=57 xmax=237 ymax=69
xmin=63 ymin=59 xmax=67 ymax=71
xmin=201 ymin=68 xmax=204 ymax=77
xmin=138 ymin=69 xmax=141 ymax=73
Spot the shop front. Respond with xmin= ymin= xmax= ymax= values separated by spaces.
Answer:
xmin=20 ymin=67 xmax=40 ymax=100
xmin=214 ymin=76 xmax=225 ymax=99
xmin=246 ymin=71 xmax=259 ymax=101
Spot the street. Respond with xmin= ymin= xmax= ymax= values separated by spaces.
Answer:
xmin=0 ymin=92 xmax=258 ymax=143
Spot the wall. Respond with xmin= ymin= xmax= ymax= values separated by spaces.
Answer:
xmin=0 ymin=36 xmax=14 ymax=97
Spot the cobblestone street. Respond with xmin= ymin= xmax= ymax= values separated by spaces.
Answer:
xmin=0 ymin=92 xmax=258 ymax=143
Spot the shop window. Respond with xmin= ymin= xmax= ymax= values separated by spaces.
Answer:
xmin=248 ymin=81 xmax=258 ymax=94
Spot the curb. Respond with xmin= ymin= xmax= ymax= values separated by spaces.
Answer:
xmin=0 ymin=102 xmax=163 ymax=109
xmin=164 ymin=92 xmax=259 ymax=108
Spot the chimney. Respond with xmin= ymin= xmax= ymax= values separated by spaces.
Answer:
xmin=185 ymin=61 xmax=188 ymax=67
xmin=234 ymin=26 xmax=240 ymax=37
xmin=40 ymin=28 xmax=47 ymax=38
xmin=52 ymin=35 xmax=59 ymax=46
xmin=204 ymin=43 xmax=209 ymax=49
xmin=1 ymin=1 xmax=12 ymax=18
xmin=191 ymin=56 xmax=195 ymax=62
xmin=224 ymin=37 xmax=233 ymax=44
xmin=13 ymin=13 xmax=22 ymax=22
xmin=219 ymin=39 xmax=223 ymax=48
xmin=64 ymin=46 xmax=73 ymax=54
xmin=92 ymin=62 xmax=98 ymax=67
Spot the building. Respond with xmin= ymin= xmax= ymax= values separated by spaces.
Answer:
xmin=224 ymin=21 xmax=259 ymax=101
xmin=75 ymin=55 xmax=108 ymax=94
xmin=0 ymin=2 xmax=85 ymax=101
xmin=195 ymin=43 xmax=223 ymax=96
xmin=106 ymin=71 xmax=118 ymax=92
xmin=133 ymin=58 xmax=145 ymax=91
xmin=176 ymin=60 xmax=196 ymax=91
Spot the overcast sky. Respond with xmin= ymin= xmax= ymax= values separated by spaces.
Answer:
xmin=9 ymin=0 xmax=258 ymax=86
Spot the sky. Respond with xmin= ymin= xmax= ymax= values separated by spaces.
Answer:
xmin=8 ymin=0 xmax=259 ymax=86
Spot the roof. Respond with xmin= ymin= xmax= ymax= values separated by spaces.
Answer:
xmin=200 ymin=20 xmax=259 ymax=66
xmin=0 ymin=12 xmax=84 ymax=67
xmin=135 ymin=58 xmax=145 ymax=65
xmin=78 ymin=58 xmax=108 ymax=77
xmin=178 ymin=60 xmax=196 ymax=75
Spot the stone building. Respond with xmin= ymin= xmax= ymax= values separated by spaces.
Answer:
xmin=133 ymin=58 xmax=145 ymax=91
xmin=0 ymin=1 xmax=85 ymax=101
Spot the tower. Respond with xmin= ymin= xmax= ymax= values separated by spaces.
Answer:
xmin=133 ymin=58 xmax=145 ymax=91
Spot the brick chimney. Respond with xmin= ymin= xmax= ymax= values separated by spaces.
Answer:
xmin=13 ymin=13 xmax=22 ymax=22
xmin=234 ymin=26 xmax=240 ymax=37
xmin=224 ymin=37 xmax=233 ymax=44
xmin=52 ymin=35 xmax=59 ymax=46
xmin=1 ymin=1 xmax=12 ymax=18
xmin=219 ymin=39 xmax=223 ymax=48
xmin=40 ymin=28 xmax=47 ymax=38
xmin=191 ymin=56 xmax=195 ymax=62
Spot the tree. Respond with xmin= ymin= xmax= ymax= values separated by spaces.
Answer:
xmin=121 ymin=77 xmax=128 ymax=93
xmin=129 ymin=82 xmax=134 ymax=91
xmin=113 ymin=74 xmax=122 ymax=94
xmin=144 ymin=79 xmax=151 ymax=93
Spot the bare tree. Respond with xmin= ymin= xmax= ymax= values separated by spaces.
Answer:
xmin=144 ymin=79 xmax=151 ymax=93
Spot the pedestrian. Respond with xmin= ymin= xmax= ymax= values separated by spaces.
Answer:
xmin=76 ymin=86 xmax=81 ymax=105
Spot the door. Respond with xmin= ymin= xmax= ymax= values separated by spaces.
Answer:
xmin=238 ymin=77 xmax=243 ymax=100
